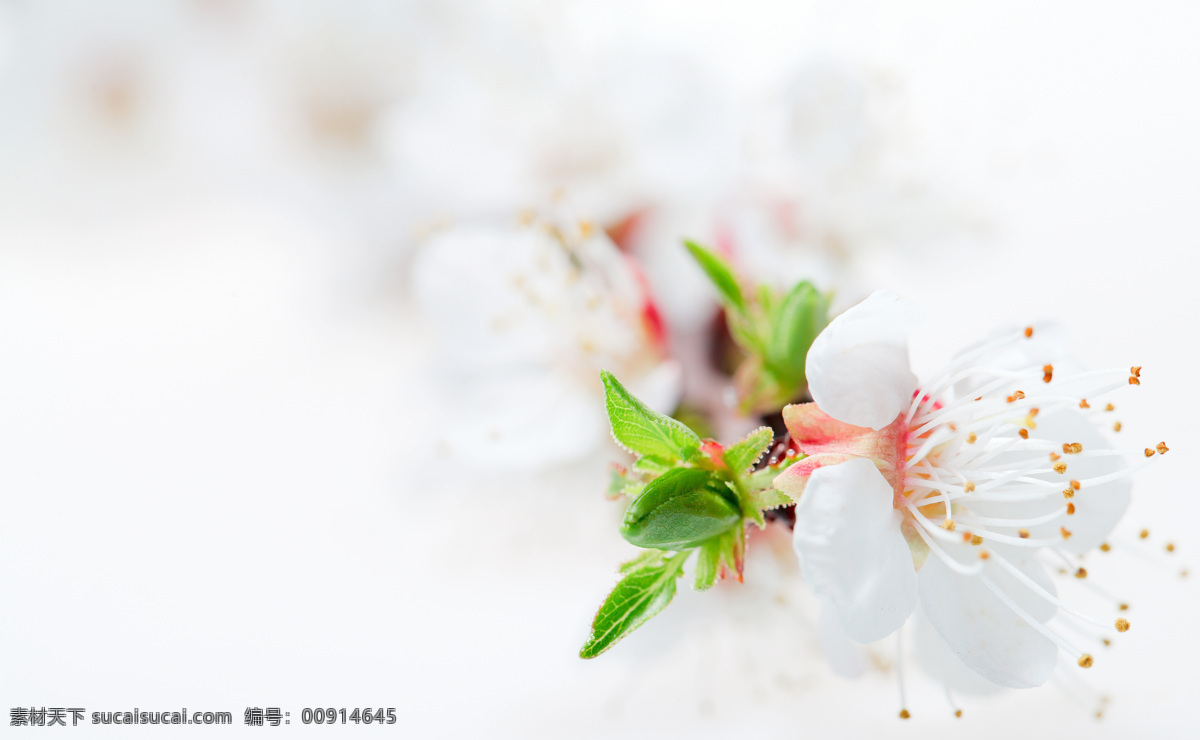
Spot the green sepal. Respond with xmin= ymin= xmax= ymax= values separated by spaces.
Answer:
xmin=684 ymin=240 xmax=745 ymax=313
xmin=620 ymin=468 xmax=741 ymax=551
xmin=722 ymin=427 xmax=773 ymax=475
xmin=580 ymin=550 xmax=687 ymax=659
xmin=601 ymin=371 xmax=702 ymax=463
xmin=693 ymin=539 xmax=721 ymax=591
xmin=744 ymin=453 xmax=803 ymax=492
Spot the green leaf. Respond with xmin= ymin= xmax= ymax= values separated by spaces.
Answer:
xmin=693 ymin=539 xmax=721 ymax=591
xmin=765 ymin=280 xmax=828 ymax=388
xmin=746 ymin=487 xmax=795 ymax=529
xmin=723 ymin=427 xmax=774 ymax=475
xmin=632 ymin=455 xmax=673 ymax=475
xmin=601 ymin=371 xmax=702 ymax=462
xmin=684 ymin=240 xmax=745 ymax=313
xmin=580 ymin=551 xmax=687 ymax=658
xmin=620 ymin=468 xmax=741 ymax=550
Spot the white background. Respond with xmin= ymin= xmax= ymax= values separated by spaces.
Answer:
xmin=2 ymin=1 xmax=1197 ymax=736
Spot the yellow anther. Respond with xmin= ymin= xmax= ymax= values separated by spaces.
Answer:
xmin=1071 ymin=479 xmax=1081 ymax=490
xmin=954 ymin=710 xmax=962 ymax=718
xmin=1078 ymin=654 xmax=1094 ymax=668
xmin=963 ymin=481 xmax=976 ymax=492
xmin=1079 ymin=399 xmax=1091 ymax=409
xmin=970 ymin=535 xmax=984 ymax=546
xmin=1166 ymin=542 xmax=1176 ymax=553
xmin=1157 ymin=442 xmax=1169 ymax=454
xmin=1144 ymin=448 xmax=1155 ymax=458
xmin=1054 ymin=462 xmax=1068 ymax=474
xmin=1067 ymin=502 xmax=1076 ymax=515
xmin=1075 ymin=567 xmax=1087 ymax=579
xmin=1019 ymin=428 xmax=1029 ymax=439
xmin=1113 ymin=421 xmax=1122 ymax=432
xmin=1115 ymin=618 xmax=1130 ymax=632
xmin=1063 ymin=488 xmax=1075 ymax=499
xmin=979 ymin=550 xmax=990 ymax=560
xmin=899 ymin=709 xmax=911 ymax=719
xmin=1024 ymin=326 xmax=1034 ymax=338
xmin=1018 ymin=529 xmax=1030 ymax=539
xmin=1119 ymin=603 xmax=1129 ymax=611
xmin=1063 ymin=442 xmax=1083 ymax=454
xmin=1043 ymin=364 xmax=1054 ymax=383
xmin=966 ymin=432 xmax=977 ymax=444
xmin=1061 ymin=527 xmax=1073 ymax=540
xmin=1139 ymin=529 xmax=1150 ymax=539
xmin=1049 ymin=452 xmax=1061 ymax=462
xmin=1007 ymin=390 xmax=1026 ymax=403
xmin=941 ymin=519 xmax=957 ymax=532
xmin=1105 ymin=403 xmax=1115 ymax=411
xmin=1100 ymin=543 xmax=1111 ymax=552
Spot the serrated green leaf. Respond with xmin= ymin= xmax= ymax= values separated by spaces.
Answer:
xmin=601 ymin=371 xmax=702 ymax=462
xmin=746 ymin=487 xmax=795 ymax=529
xmin=618 ymin=549 xmax=667 ymax=575
xmin=633 ymin=455 xmax=673 ymax=475
xmin=580 ymin=551 xmax=686 ymax=658
xmin=684 ymin=240 xmax=745 ymax=313
xmin=620 ymin=468 xmax=741 ymax=550
xmin=765 ymin=280 xmax=828 ymax=388
xmin=693 ymin=539 xmax=721 ymax=591
xmin=723 ymin=427 xmax=774 ymax=475
xmin=744 ymin=454 xmax=802 ymax=491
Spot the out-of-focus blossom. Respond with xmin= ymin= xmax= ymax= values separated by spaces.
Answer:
xmin=775 ymin=290 xmax=1159 ymax=689
xmin=412 ymin=216 xmax=681 ymax=469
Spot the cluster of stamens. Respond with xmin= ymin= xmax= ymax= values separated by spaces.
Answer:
xmin=893 ymin=326 xmax=1167 ymax=692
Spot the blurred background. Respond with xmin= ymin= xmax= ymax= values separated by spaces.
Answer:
xmin=1 ymin=0 xmax=1197 ymax=736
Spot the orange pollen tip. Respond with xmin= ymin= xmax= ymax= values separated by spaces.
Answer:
xmin=1115 ymin=618 xmax=1130 ymax=632
xmin=1144 ymin=448 xmax=1155 ymax=458
xmin=1157 ymin=442 xmax=1169 ymax=454
xmin=1131 ymin=365 xmax=1142 ymax=378
xmin=1024 ymin=326 xmax=1034 ymax=338
xmin=1067 ymin=502 xmax=1076 ymax=515
xmin=955 ymin=710 xmax=963 ymax=718
xmin=1007 ymin=390 xmax=1026 ymax=403
xmin=1043 ymin=364 xmax=1054 ymax=382
xmin=1049 ymin=452 xmax=1061 ymax=462
xmin=1054 ymin=462 xmax=1068 ymax=474
xmin=1063 ymin=442 xmax=1083 ymax=454
xmin=1129 ymin=376 xmax=1141 ymax=385
xmin=1114 ymin=422 xmax=1122 ymax=432
xmin=942 ymin=520 xmax=957 ymax=531
xmin=1100 ymin=543 xmax=1111 ymax=552
xmin=1071 ymin=480 xmax=1082 ymax=490
xmin=962 ymin=532 xmax=972 ymax=543
xmin=1105 ymin=403 xmax=1115 ymax=412
xmin=1018 ymin=529 xmax=1030 ymax=539
xmin=964 ymin=481 xmax=976 ymax=492
xmin=970 ymin=535 xmax=984 ymax=546
xmin=1019 ymin=428 xmax=1029 ymax=439
xmin=1063 ymin=489 xmax=1075 ymax=499
xmin=1075 ymin=567 xmax=1087 ymax=578
xmin=1030 ymin=407 xmax=1040 ymax=417
xmin=1061 ymin=527 xmax=1073 ymax=540
xmin=967 ymin=432 xmax=977 ymax=444
xmin=1166 ymin=543 xmax=1176 ymax=553
xmin=1078 ymin=654 xmax=1094 ymax=668
xmin=979 ymin=550 xmax=990 ymax=560
xmin=1102 ymin=638 xmax=1112 ymax=646
xmin=1119 ymin=603 xmax=1130 ymax=611
xmin=899 ymin=709 xmax=911 ymax=720
xmin=1139 ymin=529 xmax=1150 ymax=539
xmin=1079 ymin=399 xmax=1091 ymax=409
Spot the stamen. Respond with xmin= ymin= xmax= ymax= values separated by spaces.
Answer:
xmin=1063 ymin=442 xmax=1083 ymax=454
xmin=1115 ymin=619 xmax=1130 ymax=632
xmin=896 ymin=632 xmax=910 ymax=720
xmin=979 ymin=574 xmax=1089 ymax=660
xmin=1043 ymin=364 xmax=1054 ymax=383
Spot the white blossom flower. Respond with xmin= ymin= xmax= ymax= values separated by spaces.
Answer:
xmin=412 ymin=216 xmax=681 ymax=469
xmin=774 ymin=290 xmax=1164 ymax=689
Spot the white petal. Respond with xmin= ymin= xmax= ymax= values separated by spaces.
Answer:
xmin=917 ymin=550 xmax=1057 ymax=688
xmin=792 ymin=457 xmax=917 ymax=643
xmin=912 ymin=608 xmax=1002 ymax=697
xmin=817 ymin=598 xmax=867 ymax=678
xmin=806 ymin=289 xmax=923 ymax=430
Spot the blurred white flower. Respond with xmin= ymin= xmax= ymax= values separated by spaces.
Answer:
xmin=775 ymin=290 xmax=1159 ymax=690
xmin=412 ymin=216 xmax=681 ymax=469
